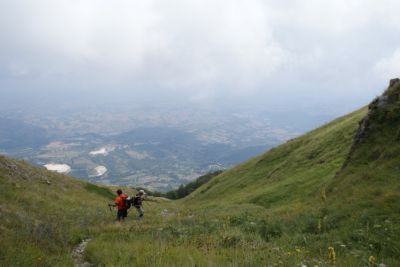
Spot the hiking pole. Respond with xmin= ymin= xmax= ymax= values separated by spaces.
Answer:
xmin=108 ymin=204 xmax=117 ymax=220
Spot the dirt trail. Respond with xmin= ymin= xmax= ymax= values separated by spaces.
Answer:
xmin=72 ymin=239 xmax=93 ymax=267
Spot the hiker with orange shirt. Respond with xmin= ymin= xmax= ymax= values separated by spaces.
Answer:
xmin=109 ymin=189 xmax=128 ymax=221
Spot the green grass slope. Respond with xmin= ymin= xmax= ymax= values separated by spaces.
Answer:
xmin=2 ymin=80 xmax=400 ymax=266
xmin=179 ymin=79 xmax=400 ymax=265
xmin=185 ymin=107 xmax=367 ymax=213
xmin=0 ymin=156 xmax=114 ymax=266
xmin=325 ymin=79 xmax=400 ymax=259
xmin=81 ymin=80 xmax=400 ymax=267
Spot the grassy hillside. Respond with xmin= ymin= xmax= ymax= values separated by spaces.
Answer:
xmin=179 ymin=80 xmax=400 ymax=265
xmin=325 ymin=79 xmax=400 ymax=260
xmin=1 ymin=80 xmax=399 ymax=266
xmin=0 ymin=155 xmax=114 ymax=266
xmin=84 ymin=81 xmax=399 ymax=266
xmin=185 ymin=107 xmax=367 ymax=212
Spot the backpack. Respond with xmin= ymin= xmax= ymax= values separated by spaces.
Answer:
xmin=124 ymin=196 xmax=132 ymax=210
xmin=133 ymin=195 xmax=141 ymax=206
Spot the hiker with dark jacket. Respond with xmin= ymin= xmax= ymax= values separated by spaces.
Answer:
xmin=110 ymin=189 xmax=128 ymax=221
xmin=133 ymin=190 xmax=145 ymax=219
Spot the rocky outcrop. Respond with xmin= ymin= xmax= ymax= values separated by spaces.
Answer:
xmin=389 ymin=78 xmax=399 ymax=87
xmin=339 ymin=78 xmax=400 ymax=171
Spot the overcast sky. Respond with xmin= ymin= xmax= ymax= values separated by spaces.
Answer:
xmin=0 ymin=0 xmax=399 ymax=111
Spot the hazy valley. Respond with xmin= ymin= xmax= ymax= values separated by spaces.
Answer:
xmin=0 ymin=104 xmax=333 ymax=191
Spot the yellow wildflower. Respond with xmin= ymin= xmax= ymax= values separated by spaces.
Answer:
xmin=368 ymin=255 xmax=376 ymax=265
xmin=328 ymin=246 xmax=336 ymax=264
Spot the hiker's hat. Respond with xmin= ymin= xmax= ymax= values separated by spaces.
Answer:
xmin=139 ymin=189 xmax=145 ymax=194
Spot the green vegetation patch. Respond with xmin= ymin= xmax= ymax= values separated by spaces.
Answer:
xmin=84 ymin=182 xmax=114 ymax=200
xmin=0 ymin=156 xmax=111 ymax=266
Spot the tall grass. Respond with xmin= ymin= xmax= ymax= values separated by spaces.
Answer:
xmin=0 ymin=156 xmax=111 ymax=266
xmin=86 ymin=201 xmax=399 ymax=266
xmin=2 ymin=83 xmax=400 ymax=266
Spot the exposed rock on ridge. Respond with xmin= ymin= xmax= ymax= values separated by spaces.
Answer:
xmin=340 ymin=78 xmax=400 ymax=171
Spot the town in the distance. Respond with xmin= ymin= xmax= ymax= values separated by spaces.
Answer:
xmin=0 ymin=102 xmax=334 ymax=191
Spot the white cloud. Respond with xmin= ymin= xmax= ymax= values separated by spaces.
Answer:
xmin=0 ymin=0 xmax=287 ymax=93
xmin=0 ymin=0 xmax=399 ymax=106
